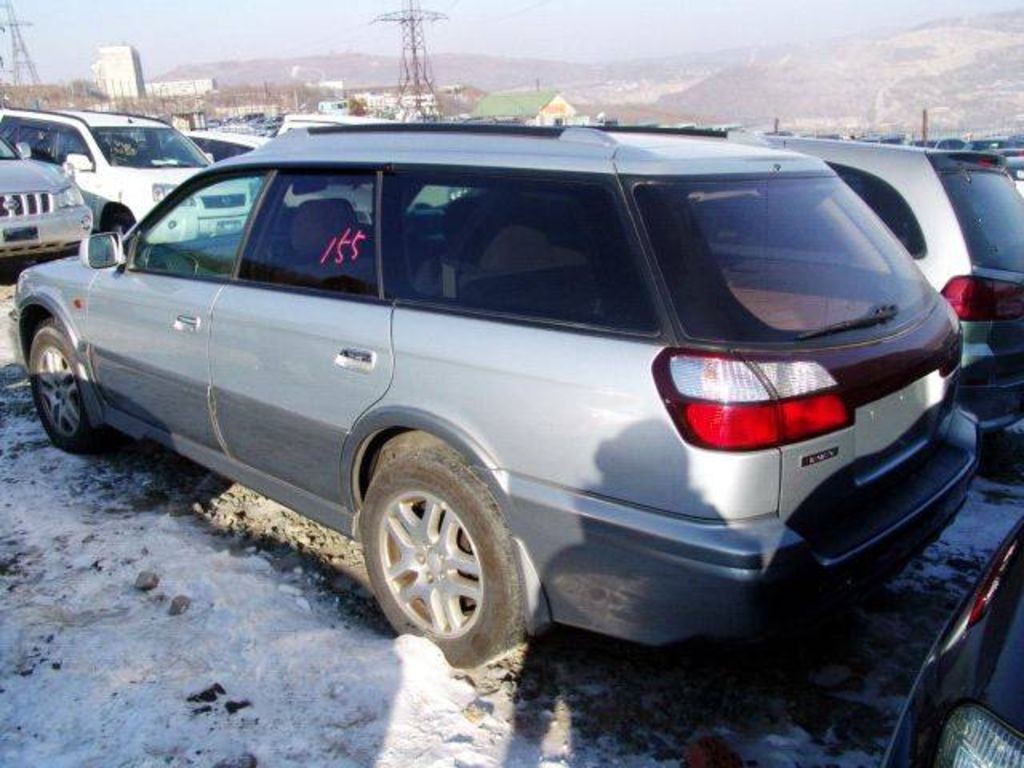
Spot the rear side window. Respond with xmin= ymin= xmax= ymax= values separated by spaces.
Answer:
xmin=941 ymin=170 xmax=1024 ymax=273
xmin=194 ymin=138 xmax=251 ymax=162
xmin=634 ymin=175 xmax=933 ymax=344
xmin=381 ymin=172 xmax=658 ymax=332
xmin=831 ymin=164 xmax=927 ymax=258
xmin=239 ymin=172 xmax=378 ymax=297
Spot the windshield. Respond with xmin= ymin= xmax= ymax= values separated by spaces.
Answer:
xmin=92 ymin=127 xmax=208 ymax=169
xmin=942 ymin=169 xmax=1024 ymax=274
xmin=634 ymin=175 xmax=934 ymax=344
xmin=0 ymin=138 xmax=17 ymax=160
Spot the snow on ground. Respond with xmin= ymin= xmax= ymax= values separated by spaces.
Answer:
xmin=0 ymin=282 xmax=1022 ymax=767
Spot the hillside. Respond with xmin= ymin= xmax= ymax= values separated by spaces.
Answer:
xmin=156 ymin=9 xmax=1024 ymax=133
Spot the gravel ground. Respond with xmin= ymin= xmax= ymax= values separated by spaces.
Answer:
xmin=1 ymin=268 xmax=1022 ymax=767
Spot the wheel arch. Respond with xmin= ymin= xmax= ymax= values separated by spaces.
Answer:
xmin=343 ymin=407 xmax=552 ymax=635
xmin=18 ymin=294 xmax=106 ymax=427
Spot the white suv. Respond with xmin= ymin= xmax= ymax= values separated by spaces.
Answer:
xmin=0 ymin=109 xmax=210 ymax=234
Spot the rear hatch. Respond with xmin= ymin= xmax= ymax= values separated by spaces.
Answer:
xmin=933 ymin=153 xmax=1024 ymax=385
xmin=634 ymin=172 xmax=965 ymax=561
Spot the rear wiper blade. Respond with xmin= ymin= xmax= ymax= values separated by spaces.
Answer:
xmin=797 ymin=304 xmax=899 ymax=340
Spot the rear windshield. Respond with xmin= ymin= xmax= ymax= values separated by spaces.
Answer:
xmin=941 ymin=170 xmax=1024 ymax=273
xmin=634 ymin=175 xmax=934 ymax=344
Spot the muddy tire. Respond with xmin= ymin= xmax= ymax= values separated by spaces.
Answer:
xmin=29 ymin=320 xmax=117 ymax=454
xmin=360 ymin=435 xmax=526 ymax=668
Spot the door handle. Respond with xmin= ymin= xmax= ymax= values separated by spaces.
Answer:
xmin=334 ymin=347 xmax=376 ymax=373
xmin=172 ymin=314 xmax=201 ymax=333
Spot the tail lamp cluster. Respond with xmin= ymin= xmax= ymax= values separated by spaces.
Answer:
xmin=654 ymin=352 xmax=852 ymax=452
xmin=942 ymin=276 xmax=1024 ymax=322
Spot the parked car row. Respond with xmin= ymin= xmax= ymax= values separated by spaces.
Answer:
xmin=5 ymin=122 xmax=1024 ymax=762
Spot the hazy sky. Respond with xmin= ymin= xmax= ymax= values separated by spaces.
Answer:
xmin=21 ymin=0 xmax=1024 ymax=82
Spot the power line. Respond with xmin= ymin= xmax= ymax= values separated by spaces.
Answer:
xmin=374 ymin=0 xmax=447 ymax=121
xmin=1 ymin=0 xmax=39 ymax=86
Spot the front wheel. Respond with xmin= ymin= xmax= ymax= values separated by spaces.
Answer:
xmin=360 ymin=437 xmax=526 ymax=667
xmin=29 ymin=320 xmax=117 ymax=454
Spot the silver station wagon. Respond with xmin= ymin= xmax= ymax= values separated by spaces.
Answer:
xmin=8 ymin=125 xmax=978 ymax=666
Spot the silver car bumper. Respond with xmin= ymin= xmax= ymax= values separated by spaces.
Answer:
xmin=0 ymin=205 xmax=92 ymax=259
xmin=6 ymin=305 xmax=24 ymax=368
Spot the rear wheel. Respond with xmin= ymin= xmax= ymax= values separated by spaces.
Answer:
xmin=29 ymin=320 xmax=116 ymax=454
xmin=360 ymin=436 xmax=526 ymax=667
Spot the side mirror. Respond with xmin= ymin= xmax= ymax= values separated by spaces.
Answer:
xmin=79 ymin=232 xmax=126 ymax=270
xmin=64 ymin=153 xmax=95 ymax=174
xmin=15 ymin=141 xmax=31 ymax=160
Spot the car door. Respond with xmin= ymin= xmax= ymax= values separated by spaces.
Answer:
xmin=87 ymin=171 xmax=268 ymax=449
xmin=209 ymin=169 xmax=393 ymax=503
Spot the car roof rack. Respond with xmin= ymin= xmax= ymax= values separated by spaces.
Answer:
xmin=305 ymin=122 xmax=731 ymax=143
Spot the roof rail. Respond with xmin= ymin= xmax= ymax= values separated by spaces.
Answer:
xmin=306 ymin=122 xmax=567 ymax=138
xmin=302 ymin=121 xmax=738 ymax=147
xmin=597 ymin=125 xmax=729 ymax=139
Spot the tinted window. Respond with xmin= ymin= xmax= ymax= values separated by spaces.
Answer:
xmin=832 ymin=164 xmax=927 ymax=258
xmin=92 ymin=127 xmax=208 ymax=169
xmin=133 ymin=174 xmax=266 ymax=278
xmin=239 ymin=172 xmax=377 ymax=297
xmin=54 ymin=126 xmax=90 ymax=165
xmin=14 ymin=121 xmax=58 ymax=163
xmin=193 ymin=138 xmax=252 ymax=162
xmin=634 ymin=175 xmax=933 ymax=344
xmin=382 ymin=173 xmax=658 ymax=332
xmin=942 ymin=170 xmax=1024 ymax=273
xmin=0 ymin=117 xmax=20 ymax=143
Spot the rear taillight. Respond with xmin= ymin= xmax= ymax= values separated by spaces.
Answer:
xmin=967 ymin=532 xmax=1019 ymax=629
xmin=654 ymin=351 xmax=853 ymax=451
xmin=942 ymin=276 xmax=1024 ymax=321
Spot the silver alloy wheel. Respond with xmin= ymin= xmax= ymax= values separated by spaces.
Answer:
xmin=36 ymin=346 xmax=81 ymax=437
xmin=379 ymin=491 xmax=484 ymax=638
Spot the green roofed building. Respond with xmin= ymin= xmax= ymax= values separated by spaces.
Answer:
xmin=472 ymin=90 xmax=577 ymax=126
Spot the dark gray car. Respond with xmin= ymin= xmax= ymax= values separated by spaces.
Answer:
xmin=8 ymin=125 xmax=978 ymax=666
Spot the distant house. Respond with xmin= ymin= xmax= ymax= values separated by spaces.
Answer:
xmin=472 ymin=90 xmax=577 ymax=126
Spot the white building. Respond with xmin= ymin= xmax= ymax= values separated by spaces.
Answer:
xmin=147 ymin=78 xmax=217 ymax=98
xmin=92 ymin=45 xmax=146 ymax=100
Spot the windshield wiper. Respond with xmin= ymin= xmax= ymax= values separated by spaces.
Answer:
xmin=797 ymin=304 xmax=899 ymax=340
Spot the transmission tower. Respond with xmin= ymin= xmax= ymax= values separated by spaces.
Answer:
xmin=0 ymin=1 xmax=39 ymax=86
xmin=374 ymin=0 xmax=446 ymax=121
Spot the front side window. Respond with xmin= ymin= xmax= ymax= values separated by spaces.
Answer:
xmin=54 ymin=127 xmax=91 ymax=165
xmin=14 ymin=121 xmax=58 ymax=163
xmin=133 ymin=173 xmax=266 ymax=278
xmin=832 ymin=164 xmax=927 ymax=259
xmin=634 ymin=174 xmax=934 ymax=344
xmin=238 ymin=172 xmax=378 ymax=297
xmin=92 ymin=127 xmax=208 ymax=169
xmin=382 ymin=172 xmax=658 ymax=332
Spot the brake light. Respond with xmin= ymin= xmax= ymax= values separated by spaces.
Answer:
xmin=942 ymin=276 xmax=1024 ymax=321
xmin=654 ymin=351 xmax=853 ymax=451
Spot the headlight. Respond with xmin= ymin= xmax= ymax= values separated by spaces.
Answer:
xmin=1015 ymin=170 xmax=1024 ymax=181
xmin=152 ymin=183 xmax=178 ymax=202
xmin=56 ymin=185 xmax=84 ymax=208
xmin=936 ymin=705 xmax=1024 ymax=768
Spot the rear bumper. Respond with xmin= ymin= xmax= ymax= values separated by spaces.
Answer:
xmin=509 ymin=408 xmax=978 ymax=645
xmin=0 ymin=206 xmax=92 ymax=259
xmin=958 ymin=377 xmax=1024 ymax=432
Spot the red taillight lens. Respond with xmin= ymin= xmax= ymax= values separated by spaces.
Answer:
xmin=654 ymin=351 xmax=853 ymax=452
xmin=779 ymin=393 xmax=850 ymax=442
xmin=967 ymin=534 xmax=1019 ymax=629
xmin=683 ymin=402 xmax=780 ymax=450
xmin=942 ymin=276 xmax=1024 ymax=321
